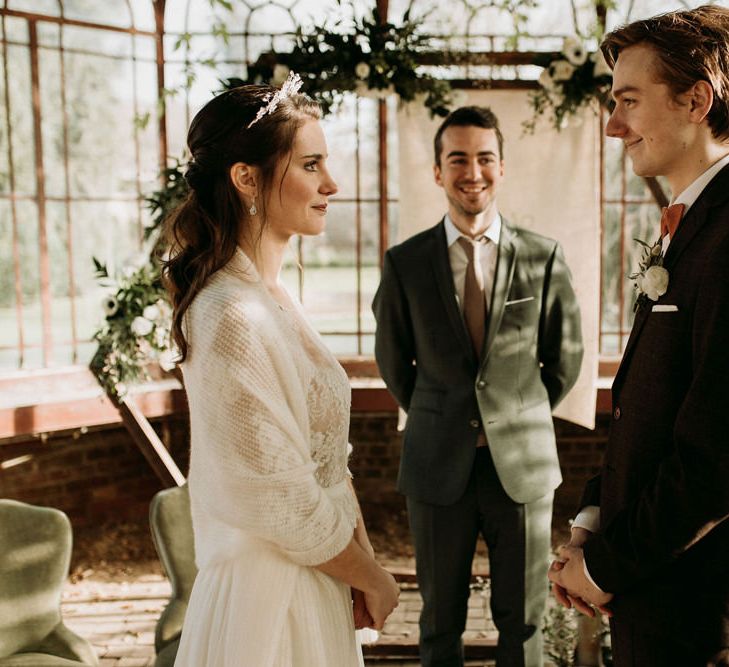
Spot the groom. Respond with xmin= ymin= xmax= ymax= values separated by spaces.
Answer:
xmin=549 ymin=6 xmax=729 ymax=666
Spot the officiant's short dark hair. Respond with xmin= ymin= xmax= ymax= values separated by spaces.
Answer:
xmin=601 ymin=5 xmax=729 ymax=141
xmin=433 ymin=106 xmax=504 ymax=166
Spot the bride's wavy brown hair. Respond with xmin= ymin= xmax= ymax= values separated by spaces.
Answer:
xmin=162 ymin=84 xmax=321 ymax=361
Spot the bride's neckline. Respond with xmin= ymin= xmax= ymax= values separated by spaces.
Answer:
xmin=228 ymin=247 xmax=296 ymax=313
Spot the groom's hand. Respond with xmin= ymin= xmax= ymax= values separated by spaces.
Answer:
xmin=549 ymin=558 xmax=597 ymax=617
xmin=550 ymin=526 xmax=598 ymax=616
xmin=549 ymin=545 xmax=613 ymax=615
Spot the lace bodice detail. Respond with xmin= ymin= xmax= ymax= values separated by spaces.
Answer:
xmin=282 ymin=307 xmax=352 ymax=489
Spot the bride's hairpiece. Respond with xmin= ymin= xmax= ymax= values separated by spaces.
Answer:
xmin=247 ymin=71 xmax=304 ymax=129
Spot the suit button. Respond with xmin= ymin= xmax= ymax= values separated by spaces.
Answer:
xmin=469 ymin=419 xmax=480 ymax=429
xmin=476 ymin=380 xmax=486 ymax=389
xmin=613 ymin=406 xmax=621 ymax=420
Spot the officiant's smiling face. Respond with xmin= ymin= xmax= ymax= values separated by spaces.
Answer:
xmin=434 ymin=125 xmax=505 ymax=228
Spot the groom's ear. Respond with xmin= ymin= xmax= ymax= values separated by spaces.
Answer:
xmin=433 ymin=162 xmax=443 ymax=187
xmin=687 ymin=80 xmax=713 ymax=124
xmin=229 ymin=162 xmax=258 ymax=197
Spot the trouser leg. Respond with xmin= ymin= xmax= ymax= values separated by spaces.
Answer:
xmin=609 ymin=616 xmax=705 ymax=667
xmin=407 ymin=475 xmax=480 ymax=667
xmin=476 ymin=447 xmax=552 ymax=667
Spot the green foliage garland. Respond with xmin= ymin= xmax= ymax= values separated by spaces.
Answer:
xmin=236 ymin=6 xmax=455 ymax=117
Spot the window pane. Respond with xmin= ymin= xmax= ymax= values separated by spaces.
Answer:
xmin=601 ymin=203 xmax=621 ymax=355
xmin=128 ymin=0 xmax=155 ymax=32
xmin=3 ymin=15 xmax=29 ymax=44
xmin=62 ymin=51 xmax=140 ymax=201
xmin=62 ymin=0 xmax=133 ymax=30
xmin=603 ymin=136 xmax=623 ymax=202
xmin=62 ymin=24 xmax=132 ymax=58
xmin=7 ymin=0 xmax=60 ymax=17
xmin=248 ymin=4 xmax=297 ymax=34
xmin=0 ymin=200 xmax=20 ymax=368
xmin=4 ymin=43 xmax=35 ymax=196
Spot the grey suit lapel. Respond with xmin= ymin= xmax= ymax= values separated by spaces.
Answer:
xmin=430 ymin=221 xmax=475 ymax=361
xmin=482 ymin=224 xmax=516 ymax=365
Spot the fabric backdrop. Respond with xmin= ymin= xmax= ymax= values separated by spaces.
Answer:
xmin=397 ymin=89 xmax=600 ymax=429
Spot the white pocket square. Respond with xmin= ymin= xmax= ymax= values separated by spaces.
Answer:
xmin=652 ymin=304 xmax=678 ymax=312
xmin=505 ymin=296 xmax=534 ymax=306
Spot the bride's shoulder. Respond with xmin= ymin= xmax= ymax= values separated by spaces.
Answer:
xmin=191 ymin=272 xmax=272 ymax=336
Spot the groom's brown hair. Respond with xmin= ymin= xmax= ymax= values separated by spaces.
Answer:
xmin=601 ymin=5 xmax=729 ymax=141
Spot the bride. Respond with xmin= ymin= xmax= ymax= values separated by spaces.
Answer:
xmin=163 ymin=75 xmax=399 ymax=666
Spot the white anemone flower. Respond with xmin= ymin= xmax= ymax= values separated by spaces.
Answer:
xmin=143 ymin=304 xmax=160 ymax=321
xmin=549 ymin=59 xmax=576 ymax=82
xmin=103 ymin=295 xmax=119 ymax=317
xmin=131 ymin=316 xmax=154 ymax=337
xmin=159 ymin=349 xmax=178 ymax=372
xmin=539 ymin=68 xmax=558 ymax=92
xmin=562 ymin=36 xmax=588 ymax=66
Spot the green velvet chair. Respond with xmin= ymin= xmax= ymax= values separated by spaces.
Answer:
xmin=149 ymin=484 xmax=197 ymax=667
xmin=0 ymin=499 xmax=98 ymax=667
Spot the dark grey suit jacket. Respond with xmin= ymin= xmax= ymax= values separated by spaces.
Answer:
xmin=373 ymin=219 xmax=583 ymax=506
xmin=581 ymin=165 xmax=729 ymax=655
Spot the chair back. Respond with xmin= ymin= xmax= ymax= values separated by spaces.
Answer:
xmin=0 ymin=500 xmax=70 ymax=657
xmin=149 ymin=484 xmax=197 ymax=654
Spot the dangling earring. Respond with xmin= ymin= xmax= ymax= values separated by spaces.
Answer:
xmin=249 ymin=200 xmax=257 ymax=216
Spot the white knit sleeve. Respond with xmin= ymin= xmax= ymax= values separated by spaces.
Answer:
xmin=187 ymin=297 xmax=356 ymax=566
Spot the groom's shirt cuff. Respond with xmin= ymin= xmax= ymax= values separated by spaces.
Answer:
xmin=571 ymin=505 xmax=605 ymax=593
xmin=572 ymin=505 xmax=600 ymax=533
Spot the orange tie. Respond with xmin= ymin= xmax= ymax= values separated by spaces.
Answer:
xmin=660 ymin=203 xmax=685 ymax=239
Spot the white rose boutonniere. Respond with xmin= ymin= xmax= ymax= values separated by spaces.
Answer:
xmin=629 ymin=237 xmax=669 ymax=310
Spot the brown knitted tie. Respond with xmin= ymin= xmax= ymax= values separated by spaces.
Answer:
xmin=458 ymin=237 xmax=487 ymax=357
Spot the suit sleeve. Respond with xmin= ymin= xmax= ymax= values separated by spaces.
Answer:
xmin=538 ymin=242 xmax=584 ymax=408
xmin=584 ymin=236 xmax=729 ymax=593
xmin=372 ymin=250 xmax=417 ymax=411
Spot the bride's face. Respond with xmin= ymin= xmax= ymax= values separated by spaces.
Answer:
xmin=264 ymin=119 xmax=338 ymax=240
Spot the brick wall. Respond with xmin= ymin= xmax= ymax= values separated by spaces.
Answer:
xmin=0 ymin=416 xmax=189 ymax=528
xmin=0 ymin=411 xmax=608 ymax=534
xmin=348 ymin=412 xmax=610 ymax=535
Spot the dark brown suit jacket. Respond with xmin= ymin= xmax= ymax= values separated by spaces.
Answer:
xmin=582 ymin=164 xmax=729 ymax=658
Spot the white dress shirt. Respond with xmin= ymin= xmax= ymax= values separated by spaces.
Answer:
xmin=444 ymin=213 xmax=501 ymax=314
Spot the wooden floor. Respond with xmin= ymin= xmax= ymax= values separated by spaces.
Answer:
xmin=60 ymin=559 xmax=502 ymax=666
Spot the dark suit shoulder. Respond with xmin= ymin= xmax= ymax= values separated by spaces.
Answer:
xmin=508 ymin=224 xmax=561 ymax=262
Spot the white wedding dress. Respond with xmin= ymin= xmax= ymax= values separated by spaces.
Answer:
xmin=175 ymin=249 xmax=364 ymax=666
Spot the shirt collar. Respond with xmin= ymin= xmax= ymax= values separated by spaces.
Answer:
xmin=444 ymin=213 xmax=502 ymax=247
xmin=673 ymin=153 xmax=729 ymax=214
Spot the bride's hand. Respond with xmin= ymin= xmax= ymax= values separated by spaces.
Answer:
xmin=352 ymin=588 xmax=374 ymax=629
xmin=364 ymin=569 xmax=400 ymax=630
